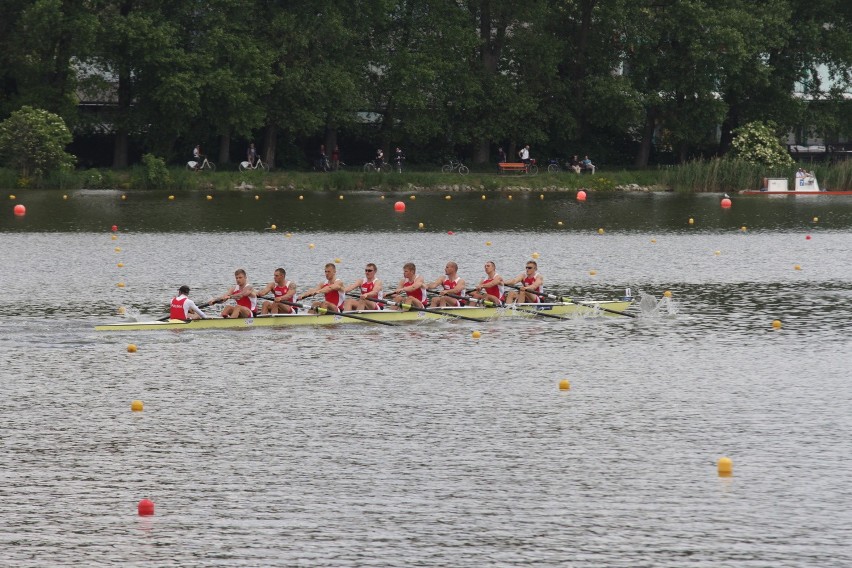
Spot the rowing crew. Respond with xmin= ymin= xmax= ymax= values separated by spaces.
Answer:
xmin=168 ymin=260 xmax=545 ymax=320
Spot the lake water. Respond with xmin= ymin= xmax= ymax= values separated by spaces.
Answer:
xmin=2 ymin=189 xmax=851 ymax=566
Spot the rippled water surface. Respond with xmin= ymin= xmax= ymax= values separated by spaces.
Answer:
xmin=1 ymin=190 xmax=851 ymax=566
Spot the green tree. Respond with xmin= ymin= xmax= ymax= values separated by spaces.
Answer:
xmin=0 ymin=106 xmax=76 ymax=178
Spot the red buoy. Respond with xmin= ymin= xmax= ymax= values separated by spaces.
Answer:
xmin=447 ymin=230 xmax=455 ymax=235
xmin=394 ymin=201 xmax=405 ymax=212
xmin=577 ymin=190 xmax=587 ymax=202
xmin=13 ymin=204 xmax=26 ymax=216
xmin=111 ymin=225 xmax=118 ymax=232
xmin=137 ymin=498 xmax=155 ymax=516
xmin=806 ymin=235 xmax=811 ymax=240
xmin=720 ymin=198 xmax=732 ymax=208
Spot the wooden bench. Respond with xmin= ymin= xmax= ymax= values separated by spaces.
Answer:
xmin=499 ymin=162 xmax=529 ymax=174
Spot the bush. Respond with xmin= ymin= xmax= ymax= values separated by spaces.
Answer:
xmin=134 ymin=153 xmax=171 ymax=189
xmin=729 ymin=121 xmax=794 ymax=169
xmin=0 ymin=106 xmax=75 ymax=179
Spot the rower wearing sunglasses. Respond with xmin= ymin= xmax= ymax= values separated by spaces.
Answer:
xmin=342 ymin=263 xmax=383 ymax=311
xmin=504 ymin=260 xmax=544 ymax=304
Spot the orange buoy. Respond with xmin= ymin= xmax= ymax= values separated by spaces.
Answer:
xmin=721 ymin=198 xmax=732 ymax=208
xmin=577 ymin=190 xmax=587 ymax=202
xmin=13 ymin=204 xmax=26 ymax=216
xmin=394 ymin=201 xmax=406 ymax=212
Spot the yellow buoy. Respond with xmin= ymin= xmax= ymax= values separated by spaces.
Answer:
xmin=714 ymin=250 xmax=721 ymax=255
xmin=380 ymin=195 xmax=385 ymax=200
xmin=114 ymin=247 xmax=121 ymax=252
xmin=9 ymin=194 xmax=16 ymax=200
xmin=117 ymin=306 xmax=126 ymax=315
xmin=539 ymin=194 xmax=544 ymax=200
xmin=717 ymin=457 xmax=733 ymax=477
xmin=127 ymin=344 xmax=137 ymax=353
xmin=131 ymin=400 xmax=144 ymax=412
xmin=650 ymin=238 xmax=657 ymax=243
xmin=309 ymin=243 xmax=315 ymax=249
xmin=485 ymin=241 xmax=491 ymax=246
xmin=298 ymin=195 xmax=304 ymax=200
xmin=589 ymin=270 xmax=597 ymax=276
xmin=559 ymin=379 xmax=571 ymax=390
xmin=116 ymin=282 xmax=125 ymax=287
xmin=168 ymin=195 xmax=175 ymax=200
xmin=507 ymin=195 xmax=513 ymax=200
xmin=334 ymin=258 xmax=341 ymax=263
xmin=794 ymin=264 xmax=802 ymax=271
xmin=206 ymin=195 xmax=213 ymax=200
xmin=689 ymin=218 xmax=694 ymax=225
xmin=111 ymin=234 xmax=117 ymax=241
xmin=445 ymin=195 xmax=452 ymax=200
xmin=740 ymin=226 xmax=747 ymax=232
xmin=772 ymin=319 xmax=782 ymax=329
xmin=255 ymin=195 xmax=260 ymax=200
xmin=339 ymin=195 xmax=344 ymax=200
xmin=557 ymin=221 xmax=563 ymax=226
xmin=286 ymin=232 xmax=292 ymax=238
xmin=418 ymin=222 xmax=424 ymax=229
xmin=531 ymin=252 xmax=540 ymax=259
xmin=812 ymin=216 xmax=819 ymax=223
xmin=472 ymin=330 xmax=481 ymax=339
xmin=481 ymin=194 xmax=486 ymax=200
xmin=598 ymin=228 xmax=605 ymax=235
xmin=117 ymin=262 xmax=124 ymax=268
xmin=410 ymin=195 xmax=416 ymax=200
xmin=663 ymin=290 xmax=672 ymax=298
xmin=270 ymin=224 xmax=277 ymax=230
xmin=121 ymin=194 xmax=127 ymax=200
xmin=62 ymin=194 xmax=68 ymax=200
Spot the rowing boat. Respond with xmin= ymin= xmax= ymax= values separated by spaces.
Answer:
xmin=95 ymin=300 xmax=633 ymax=331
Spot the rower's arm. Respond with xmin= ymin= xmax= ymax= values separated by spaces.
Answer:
xmin=450 ymin=279 xmax=466 ymax=295
xmin=343 ymin=280 xmax=362 ymax=294
xmin=257 ymin=282 xmax=274 ymax=297
xmin=280 ymin=283 xmax=296 ymax=301
xmin=365 ymin=280 xmax=382 ymax=298
xmin=186 ymin=299 xmax=207 ymax=319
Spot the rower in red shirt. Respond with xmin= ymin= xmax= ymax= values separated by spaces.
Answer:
xmin=257 ymin=268 xmax=297 ymax=314
xmin=300 ymin=263 xmax=345 ymax=313
xmin=169 ymin=285 xmax=207 ymax=321
xmin=389 ymin=262 xmax=427 ymax=309
xmin=505 ymin=260 xmax=544 ymax=304
xmin=210 ymin=268 xmax=257 ymax=318
xmin=342 ymin=262 xmax=383 ymax=311
xmin=468 ymin=260 xmax=505 ymax=306
xmin=427 ymin=261 xmax=466 ymax=308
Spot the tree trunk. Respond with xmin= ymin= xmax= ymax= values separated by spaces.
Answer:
xmin=263 ymin=124 xmax=277 ymax=166
xmin=218 ymin=134 xmax=230 ymax=165
xmin=324 ymin=124 xmax=337 ymax=159
xmin=472 ymin=140 xmax=490 ymax=163
xmin=471 ymin=2 xmax=507 ymax=165
xmin=112 ymin=64 xmax=131 ymax=168
xmin=635 ymin=110 xmax=656 ymax=167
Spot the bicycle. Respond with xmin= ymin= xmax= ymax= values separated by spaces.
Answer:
xmin=441 ymin=159 xmax=470 ymax=175
xmin=187 ymin=157 xmax=216 ymax=171
xmin=547 ymin=159 xmax=560 ymax=173
xmin=239 ymin=158 xmax=269 ymax=172
xmin=364 ymin=162 xmax=392 ymax=174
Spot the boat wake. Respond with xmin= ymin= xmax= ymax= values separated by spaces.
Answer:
xmin=637 ymin=292 xmax=679 ymax=317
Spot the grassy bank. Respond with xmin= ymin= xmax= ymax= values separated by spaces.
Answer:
xmin=2 ymin=159 xmax=850 ymax=192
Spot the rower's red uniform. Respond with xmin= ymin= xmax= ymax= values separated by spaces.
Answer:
xmin=360 ymin=280 xmax=382 ymax=310
xmin=523 ymin=273 xmax=543 ymax=303
xmin=273 ymin=281 xmax=292 ymax=299
xmin=482 ymin=276 xmax=505 ymax=302
xmin=403 ymin=277 xmax=427 ymax=304
xmin=321 ymin=280 xmax=344 ymax=311
xmin=231 ymin=284 xmax=257 ymax=313
xmin=170 ymin=296 xmax=188 ymax=320
xmin=442 ymin=277 xmax=465 ymax=307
